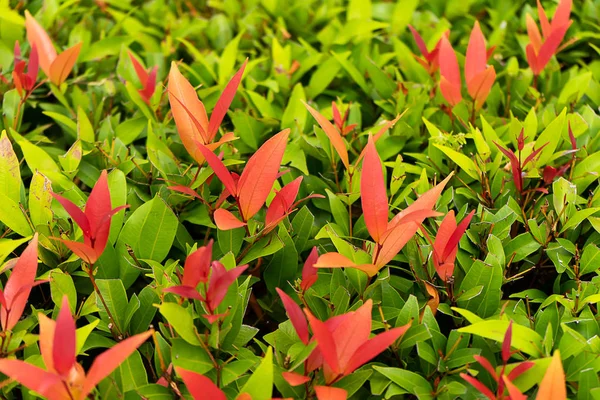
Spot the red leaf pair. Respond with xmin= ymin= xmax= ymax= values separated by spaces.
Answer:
xmin=439 ymin=22 xmax=496 ymax=108
xmin=0 ymin=296 xmax=153 ymax=400
xmin=494 ymin=132 xmax=548 ymax=194
xmin=409 ymin=26 xmax=446 ymax=75
xmin=168 ymin=60 xmax=246 ymax=164
xmin=315 ymin=137 xmax=449 ymax=277
xmin=199 ymin=129 xmax=290 ymax=229
xmin=0 ymin=234 xmax=41 ymax=331
xmin=305 ymin=300 xmax=409 ymax=384
xmin=300 ymin=247 xmax=319 ymax=293
xmin=52 ymin=170 xmax=129 ymax=265
xmin=331 ymin=102 xmax=356 ymax=136
xmin=25 ymin=11 xmax=82 ymax=86
xmin=12 ymin=41 xmax=39 ymax=96
xmin=128 ymin=51 xmax=157 ymax=105
xmin=526 ymin=0 xmax=572 ymax=75
xmin=164 ymin=242 xmax=248 ymax=323
xmin=432 ymin=210 xmax=475 ymax=282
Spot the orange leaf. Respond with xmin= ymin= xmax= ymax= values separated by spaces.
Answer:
xmin=38 ymin=313 xmax=56 ymax=372
xmin=304 ymin=102 xmax=349 ymax=169
xmin=526 ymin=14 xmax=543 ymax=53
xmin=56 ymin=239 xmax=98 ymax=265
xmin=354 ymin=113 xmax=404 ymax=166
xmin=277 ymin=288 xmax=309 ymax=344
xmin=360 ymin=135 xmax=388 ymax=243
xmin=282 ymin=371 xmax=310 ymax=386
xmin=305 ymin=310 xmax=339 ymax=374
xmin=503 ymin=376 xmax=527 ymax=400
xmin=535 ymin=21 xmax=572 ymax=75
xmin=345 ymin=325 xmax=409 ymax=375
xmin=214 ymin=208 xmax=247 ymax=230
xmin=237 ymin=129 xmax=290 ymax=220
xmin=1 ymin=234 xmax=39 ymax=331
xmin=81 ymin=330 xmax=153 ymax=399
xmin=467 ymin=67 xmax=496 ymax=108
xmin=168 ymin=62 xmax=210 ymax=162
xmin=536 ymin=351 xmax=566 ymax=400
xmin=24 ymin=11 xmax=57 ymax=77
xmin=423 ymin=282 xmax=440 ymax=316
xmin=439 ymin=76 xmax=462 ymax=107
xmin=465 ymin=21 xmax=487 ymax=84
xmin=315 ymin=386 xmax=347 ymax=400
xmin=49 ymin=42 xmax=81 ymax=86
xmin=314 ymin=252 xmax=379 ymax=277
xmin=207 ymin=59 xmax=247 ymax=141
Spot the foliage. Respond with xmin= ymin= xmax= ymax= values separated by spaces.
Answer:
xmin=0 ymin=0 xmax=599 ymax=399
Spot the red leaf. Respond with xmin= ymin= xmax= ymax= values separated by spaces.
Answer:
xmin=494 ymin=142 xmax=522 ymax=192
xmin=128 ymin=51 xmax=149 ymax=86
xmin=208 ymin=59 xmax=247 ymax=140
xmin=176 ymin=367 xmax=226 ymax=400
xmin=305 ymin=310 xmax=339 ymax=374
xmin=139 ymin=66 xmax=157 ymax=104
xmin=315 ymin=386 xmax=347 ymax=400
xmin=460 ymin=373 xmax=496 ymax=400
xmin=81 ymin=330 xmax=154 ymax=399
xmin=408 ymin=25 xmax=430 ymax=58
xmin=332 ymin=102 xmax=343 ymax=131
xmin=24 ymin=11 xmax=57 ymax=77
xmin=523 ymin=142 xmax=549 ymax=167
xmin=465 ymin=21 xmax=487 ymax=84
xmin=206 ymin=263 xmax=248 ymax=311
xmin=52 ymin=193 xmax=91 ymax=237
xmin=26 ymin=45 xmax=39 ymax=88
xmin=468 ymin=67 xmax=496 ymax=108
xmin=507 ymin=361 xmax=535 ymax=381
xmin=55 ymin=239 xmax=98 ymax=265
xmin=276 ymin=288 xmax=309 ymax=344
xmin=168 ymin=185 xmax=203 ymax=200
xmin=532 ymin=21 xmax=572 ymax=75
xmin=502 ymin=321 xmax=513 ymax=363
xmin=361 ymin=135 xmax=389 ymax=243
xmin=168 ymin=62 xmax=210 ymax=162
xmin=537 ymin=0 xmax=552 ymax=38
xmin=0 ymin=359 xmax=67 ymax=400
xmin=265 ymin=176 xmax=303 ymax=228
xmin=439 ymin=36 xmax=462 ymax=105
xmin=332 ymin=300 xmax=373 ymax=373
xmin=237 ymin=129 xmax=290 ymax=220
xmin=196 ymin=142 xmax=237 ymax=197
xmin=551 ymin=0 xmax=572 ymax=33
xmin=300 ymin=247 xmax=319 ymax=292
xmin=345 ymin=325 xmax=409 ymax=375
xmin=163 ymin=285 xmax=204 ymax=301
xmin=474 ymin=355 xmax=498 ymax=381
xmin=282 ymin=371 xmax=310 ymax=386
xmin=304 ymin=102 xmax=349 ymax=169
xmin=536 ymin=351 xmax=566 ymax=400
xmin=53 ymin=296 xmax=76 ymax=377
xmin=85 ymin=170 xmax=113 ymax=254
xmin=442 ymin=210 xmax=475 ymax=260
xmin=313 ymin=253 xmax=379 ymax=277
xmin=182 ymin=241 xmax=213 ymax=287
xmin=214 ymin=208 xmax=247 ymax=231
xmin=1 ymin=234 xmax=39 ymax=331
xmin=49 ymin=42 xmax=81 ymax=86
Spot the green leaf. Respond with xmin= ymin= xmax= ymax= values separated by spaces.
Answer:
xmin=159 ymin=302 xmax=200 ymax=346
xmin=240 ymin=347 xmax=273 ymax=400
xmin=534 ymin=108 xmax=566 ymax=167
xmin=49 ymin=270 xmax=77 ymax=313
xmin=560 ymin=207 xmax=600 ymax=233
xmin=264 ymin=226 xmax=298 ymax=294
xmin=130 ymin=286 xmax=159 ymax=335
xmin=28 ymin=171 xmax=53 ymax=228
xmin=281 ymin=84 xmax=307 ymax=132
xmin=0 ymin=130 xmax=21 ymax=203
xmin=118 ymin=350 xmax=148 ymax=392
xmin=580 ymin=245 xmax=600 ymax=276
xmin=0 ymin=192 xmax=33 ymax=237
xmin=239 ymin=234 xmax=284 ymax=265
xmin=0 ymin=237 xmax=30 ymax=266
xmin=433 ymin=144 xmax=479 ymax=180
xmin=373 ymin=366 xmax=433 ymax=399
xmin=96 ymin=279 xmax=129 ymax=334
xmin=458 ymin=320 xmax=543 ymax=357
xmin=171 ymin=338 xmax=214 ymax=374
xmin=218 ymin=30 xmax=244 ymax=85
xmin=457 ymin=260 xmax=502 ymax=318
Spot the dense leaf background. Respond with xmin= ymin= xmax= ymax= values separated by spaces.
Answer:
xmin=0 ymin=0 xmax=600 ymax=399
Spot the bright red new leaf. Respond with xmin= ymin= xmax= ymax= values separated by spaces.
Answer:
xmin=439 ymin=36 xmax=462 ymax=107
xmin=0 ymin=233 xmax=40 ymax=331
xmin=175 ymin=367 xmax=226 ymax=400
xmin=52 ymin=170 xmax=129 ymax=264
xmin=433 ymin=210 xmax=475 ymax=282
xmin=277 ymin=288 xmax=309 ymax=345
xmin=361 ymin=135 xmax=389 ymax=243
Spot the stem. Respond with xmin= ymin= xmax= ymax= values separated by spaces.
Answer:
xmin=86 ymin=264 xmax=124 ymax=339
xmin=12 ymin=97 xmax=26 ymax=131
xmin=347 ymin=171 xmax=354 ymax=238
